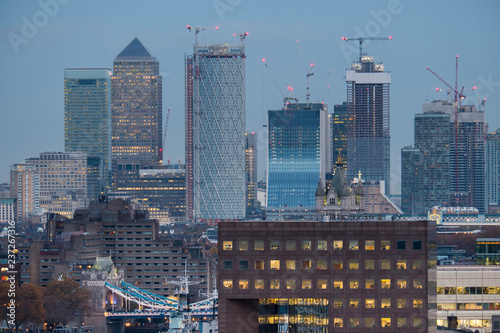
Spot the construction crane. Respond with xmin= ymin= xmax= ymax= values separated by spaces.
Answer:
xmin=233 ymin=32 xmax=249 ymax=42
xmin=342 ymin=36 xmax=393 ymax=63
xmin=262 ymin=58 xmax=297 ymax=108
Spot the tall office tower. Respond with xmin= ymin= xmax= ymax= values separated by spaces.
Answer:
xmin=267 ymin=103 xmax=329 ymax=212
xmin=245 ymin=132 xmax=258 ymax=213
xmin=10 ymin=162 xmax=39 ymax=222
xmin=111 ymin=38 xmax=162 ymax=189
xmin=64 ymin=68 xmax=112 ymax=200
xmin=346 ymin=56 xmax=391 ymax=194
xmin=486 ymin=129 xmax=500 ymax=212
xmin=421 ymin=101 xmax=487 ymax=212
xmin=185 ymin=55 xmax=195 ymax=220
xmin=189 ymin=43 xmax=246 ymax=222
xmin=331 ymin=102 xmax=349 ymax=169
xmin=401 ymin=111 xmax=451 ymax=215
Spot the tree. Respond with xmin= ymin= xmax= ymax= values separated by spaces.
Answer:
xmin=0 ymin=282 xmax=45 ymax=332
xmin=43 ymin=279 xmax=91 ymax=327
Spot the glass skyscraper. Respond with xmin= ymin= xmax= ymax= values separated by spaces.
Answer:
xmin=487 ymin=129 xmax=500 ymax=210
xmin=331 ymin=102 xmax=349 ymax=169
xmin=267 ymin=103 xmax=329 ymax=209
xmin=190 ymin=43 xmax=246 ymax=221
xmin=64 ymin=68 xmax=112 ymax=198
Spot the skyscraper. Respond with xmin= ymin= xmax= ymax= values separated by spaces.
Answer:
xmin=185 ymin=55 xmax=195 ymax=220
xmin=245 ymin=132 xmax=258 ymax=213
xmin=189 ymin=43 xmax=246 ymax=221
xmin=10 ymin=162 xmax=39 ymax=222
xmin=111 ymin=38 xmax=162 ymax=189
xmin=267 ymin=103 xmax=329 ymax=210
xmin=64 ymin=68 xmax=112 ymax=199
xmin=331 ymin=102 xmax=349 ymax=169
xmin=486 ymin=130 xmax=500 ymax=211
xmin=346 ymin=56 xmax=391 ymax=194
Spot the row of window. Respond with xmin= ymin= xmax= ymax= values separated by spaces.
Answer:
xmin=437 ymin=286 xmax=500 ymax=295
xmin=223 ymin=239 xmax=423 ymax=251
xmin=259 ymin=317 xmax=425 ymax=329
xmin=223 ymin=258 xmax=424 ymax=271
xmin=222 ymin=278 xmax=424 ymax=290
xmin=438 ymin=303 xmax=500 ymax=310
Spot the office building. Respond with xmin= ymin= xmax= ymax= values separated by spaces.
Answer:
xmin=346 ymin=56 xmax=391 ymax=194
xmin=0 ymin=198 xmax=16 ymax=223
xmin=331 ymin=102 xmax=349 ymax=169
xmin=10 ymin=162 xmax=39 ymax=222
xmin=188 ymin=43 xmax=246 ymax=222
xmin=218 ymin=219 xmax=437 ymax=332
xmin=185 ymin=55 xmax=195 ymax=221
xmin=111 ymin=38 xmax=162 ymax=189
xmin=401 ymin=110 xmax=451 ymax=215
xmin=64 ymin=68 xmax=112 ymax=199
xmin=267 ymin=103 xmax=329 ymax=211
xmin=487 ymin=129 xmax=500 ymax=212
xmin=476 ymin=238 xmax=500 ymax=265
xmin=245 ymin=132 xmax=258 ymax=213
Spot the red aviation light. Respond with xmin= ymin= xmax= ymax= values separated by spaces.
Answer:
xmin=388 ymin=36 xmax=393 ymax=40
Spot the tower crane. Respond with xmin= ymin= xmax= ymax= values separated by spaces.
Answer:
xmin=233 ymin=32 xmax=249 ymax=42
xmin=262 ymin=58 xmax=297 ymax=108
xmin=342 ymin=36 xmax=393 ymax=62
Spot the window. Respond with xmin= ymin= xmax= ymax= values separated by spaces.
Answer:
xmin=302 ymin=240 xmax=312 ymax=250
xmin=349 ymin=299 xmax=359 ymax=308
xmin=223 ymin=241 xmax=233 ymax=250
xmin=413 ymin=259 xmax=423 ymax=269
xmin=413 ymin=240 xmax=423 ymax=250
xmin=301 ymin=260 xmax=312 ymax=270
xmin=333 ymin=240 xmax=343 ymax=250
xmin=222 ymin=280 xmax=233 ymax=289
xmin=365 ymin=259 xmax=375 ymax=270
xmin=350 ymin=280 xmax=359 ymax=289
xmin=254 ymin=240 xmax=264 ymax=251
xmin=270 ymin=240 xmax=280 ymax=250
xmin=317 ymin=240 xmax=327 ymax=250
xmin=333 ymin=259 xmax=343 ymax=270
xmin=397 ymin=318 xmax=407 ymax=328
xmin=397 ymin=299 xmax=407 ymax=308
xmin=413 ymin=318 xmax=424 ymax=328
xmin=397 ymin=240 xmax=406 ymax=250
xmin=222 ymin=260 xmax=232 ymax=270
xmin=270 ymin=279 xmax=280 ymax=289
xmin=350 ymin=318 xmax=360 ymax=328
xmin=396 ymin=260 xmax=407 ymax=269
xmin=239 ymin=260 xmax=248 ymax=270
xmin=365 ymin=279 xmax=375 ymax=289
xmin=349 ymin=240 xmax=359 ymax=250
xmin=317 ymin=260 xmax=327 ymax=270
xmin=365 ymin=299 xmax=376 ymax=308
xmin=381 ymin=318 xmax=391 ymax=328
xmin=413 ymin=299 xmax=423 ymax=308
xmin=255 ymin=279 xmax=264 ymax=289
xmin=413 ymin=279 xmax=423 ymax=289
xmin=333 ymin=318 xmax=343 ymax=327
xmin=381 ymin=240 xmax=391 ymax=250
xmin=318 ymin=279 xmax=327 ymax=289
xmin=381 ymin=298 xmax=391 ymax=309
xmin=239 ymin=280 xmax=249 ymax=289
xmin=302 ymin=279 xmax=312 ymax=289
xmin=365 ymin=240 xmax=375 ymax=250
xmin=255 ymin=260 xmax=264 ymax=270
xmin=397 ymin=279 xmax=407 ymax=289
xmin=270 ymin=260 xmax=280 ymax=270
xmin=381 ymin=279 xmax=391 ymax=289
xmin=333 ymin=299 xmax=343 ymax=308
xmin=333 ymin=280 xmax=343 ymax=289
xmin=286 ymin=279 xmax=296 ymax=289
xmin=285 ymin=240 xmax=296 ymax=250
xmin=286 ymin=260 xmax=296 ymax=270
xmin=381 ymin=259 xmax=391 ymax=269
xmin=349 ymin=260 xmax=359 ymax=270
xmin=365 ymin=318 xmax=376 ymax=328
xmin=238 ymin=240 xmax=248 ymax=251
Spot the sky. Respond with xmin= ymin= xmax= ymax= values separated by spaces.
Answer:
xmin=1 ymin=0 xmax=499 ymax=194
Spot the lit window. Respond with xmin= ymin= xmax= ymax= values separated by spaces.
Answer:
xmin=413 ymin=240 xmax=422 ymax=250
xmin=381 ymin=240 xmax=390 ymax=250
xmin=349 ymin=299 xmax=359 ymax=308
xmin=365 ymin=259 xmax=375 ymax=270
xmin=365 ymin=279 xmax=375 ymax=289
xmin=333 ymin=280 xmax=343 ymax=289
xmin=333 ymin=259 xmax=343 ymax=270
xmin=286 ymin=279 xmax=296 ymax=289
xmin=397 ymin=279 xmax=407 ymax=289
xmin=286 ymin=260 xmax=296 ymax=270
xmin=397 ymin=240 xmax=406 ymax=250
xmin=270 ymin=240 xmax=280 ymax=250
xmin=381 ymin=298 xmax=391 ymax=309
xmin=317 ymin=240 xmax=327 ymax=250
xmin=413 ymin=299 xmax=423 ymax=308
xmin=223 ymin=241 xmax=233 ymax=250
xmin=334 ymin=318 xmax=343 ymax=327
xmin=302 ymin=279 xmax=312 ymax=289
xmin=285 ymin=240 xmax=296 ymax=250
xmin=239 ymin=280 xmax=249 ymax=289
xmin=365 ymin=240 xmax=375 ymax=250
xmin=349 ymin=260 xmax=359 ymax=270
xmin=349 ymin=240 xmax=359 ymax=250
xmin=255 ymin=279 xmax=264 ymax=289
xmin=381 ymin=259 xmax=391 ymax=269
xmin=255 ymin=260 xmax=264 ymax=270
xmin=238 ymin=241 xmax=248 ymax=251
xmin=397 ymin=299 xmax=407 ymax=308
xmin=413 ymin=318 xmax=424 ymax=328
xmin=254 ymin=240 xmax=264 ymax=250
xmin=333 ymin=299 xmax=343 ymax=308
xmin=302 ymin=240 xmax=312 ymax=250
xmin=222 ymin=280 xmax=233 ymax=289
xmin=333 ymin=240 xmax=343 ymax=250
xmin=317 ymin=260 xmax=327 ymax=270
xmin=239 ymin=260 xmax=248 ymax=270
xmin=350 ymin=318 xmax=360 ymax=328
xmin=318 ymin=279 xmax=327 ymax=289
xmin=270 ymin=279 xmax=280 ymax=289
xmin=381 ymin=279 xmax=391 ymax=289
xmin=413 ymin=259 xmax=423 ymax=269
xmin=397 ymin=318 xmax=407 ymax=328
xmin=396 ymin=260 xmax=407 ymax=269
xmin=350 ymin=280 xmax=359 ymax=289
xmin=381 ymin=318 xmax=391 ymax=328
xmin=222 ymin=260 xmax=232 ymax=270
xmin=365 ymin=318 xmax=376 ymax=328
xmin=301 ymin=260 xmax=312 ymax=270
xmin=413 ymin=279 xmax=423 ymax=289
xmin=365 ymin=299 xmax=376 ymax=308
xmin=270 ymin=260 xmax=280 ymax=270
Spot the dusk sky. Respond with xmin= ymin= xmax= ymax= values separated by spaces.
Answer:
xmin=1 ymin=0 xmax=499 ymax=193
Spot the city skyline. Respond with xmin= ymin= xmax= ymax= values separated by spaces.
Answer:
xmin=1 ymin=1 xmax=499 ymax=195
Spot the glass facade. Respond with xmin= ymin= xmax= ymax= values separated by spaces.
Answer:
xmin=487 ymin=129 xmax=500 ymax=210
xmin=331 ymin=102 xmax=349 ymax=169
xmin=192 ymin=44 xmax=246 ymax=220
xmin=64 ymin=68 xmax=112 ymax=197
xmin=267 ymin=103 xmax=329 ymax=208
